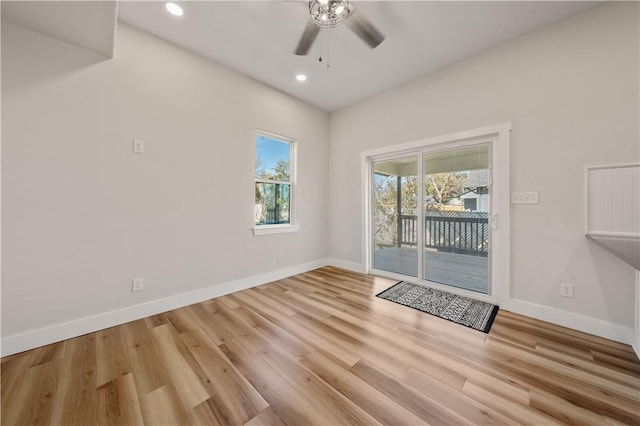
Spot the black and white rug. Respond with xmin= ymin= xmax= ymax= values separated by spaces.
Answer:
xmin=376 ymin=281 xmax=499 ymax=333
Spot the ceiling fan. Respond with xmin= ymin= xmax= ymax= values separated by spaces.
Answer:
xmin=294 ymin=0 xmax=385 ymax=56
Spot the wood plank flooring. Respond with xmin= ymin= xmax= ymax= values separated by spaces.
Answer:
xmin=2 ymin=266 xmax=639 ymax=425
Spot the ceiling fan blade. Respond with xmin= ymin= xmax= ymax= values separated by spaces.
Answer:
xmin=345 ymin=8 xmax=385 ymax=49
xmin=294 ymin=19 xmax=320 ymax=55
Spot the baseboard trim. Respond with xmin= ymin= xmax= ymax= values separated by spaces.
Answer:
xmin=508 ymin=298 xmax=635 ymax=345
xmin=1 ymin=259 xmax=329 ymax=357
xmin=5 ymin=262 xmax=635 ymax=357
xmin=327 ymin=258 xmax=366 ymax=273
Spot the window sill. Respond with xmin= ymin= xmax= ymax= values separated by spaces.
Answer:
xmin=252 ymin=224 xmax=300 ymax=236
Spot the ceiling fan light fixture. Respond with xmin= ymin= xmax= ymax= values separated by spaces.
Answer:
xmin=295 ymin=0 xmax=384 ymax=56
xmin=309 ymin=0 xmax=350 ymax=28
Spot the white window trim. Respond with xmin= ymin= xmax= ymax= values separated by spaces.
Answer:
xmin=252 ymin=224 xmax=300 ymax=236
xmin=253 ymin=129 xmax=299 ymax=236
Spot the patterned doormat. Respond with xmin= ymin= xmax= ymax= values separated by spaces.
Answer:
xmin=376 ymin=281 xmax=499 ymax=333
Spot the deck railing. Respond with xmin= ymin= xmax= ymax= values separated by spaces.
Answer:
xmin=259 ymin=208 xmax=290 ymax=225
xmin=399 ymin=211 xmax=489 ymax=257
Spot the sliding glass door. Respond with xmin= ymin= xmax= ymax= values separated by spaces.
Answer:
xmin=371 ymin=144 xmax=491 ymax=294
xmin=423 ymin=145 xmax=490 ymax=293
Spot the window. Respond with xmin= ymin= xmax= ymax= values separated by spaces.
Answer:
xmin=464 ymin=198 xmax=477 ymax=211
xmin=253 ymin=131 xmax=298 ymax=235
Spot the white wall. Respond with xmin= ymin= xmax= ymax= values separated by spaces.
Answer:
xmin=1 ymin=21 xmax=329 ymax=342
xmin=329 ymin=3 xmax=639 ymax=333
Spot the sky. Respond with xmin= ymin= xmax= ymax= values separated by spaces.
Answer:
xmin=255 ymin=134 xmax=290 ymax=176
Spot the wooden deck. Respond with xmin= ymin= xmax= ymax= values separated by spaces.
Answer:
xmin=374 ymin=247 xmax=488 ymax=293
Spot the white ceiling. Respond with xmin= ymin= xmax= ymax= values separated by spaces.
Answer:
xmin=2 ymin=1 xmax=602 ymax=112
xmin=118 ymin=1 xmax=601 ymax=111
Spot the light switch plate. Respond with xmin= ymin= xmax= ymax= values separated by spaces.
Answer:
xmin=511 ymin=192 xmax=539 ymax=204
xmin=560 ymin=282 xmax=574 ymax=298
xmin=132 ymin=277 xmax=144 ymax=292
xmin=133 ymin=139 xmax=145 ymax=154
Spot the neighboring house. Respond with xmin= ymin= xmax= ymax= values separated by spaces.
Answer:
xmin=459 ymin=170 xmax=489 ymax=212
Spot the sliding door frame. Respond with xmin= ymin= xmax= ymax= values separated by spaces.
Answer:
xmin=361 ymin=123 xmax=511 ymax=307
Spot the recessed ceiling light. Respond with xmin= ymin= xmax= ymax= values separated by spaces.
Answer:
xmin=165 ymin=2 xmax=183 ymax=16
xmin=296 ymin=74 xmax=307 ymax=82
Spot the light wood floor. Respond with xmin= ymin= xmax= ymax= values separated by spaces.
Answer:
xmin=2 ymin=266 xmax=639 ymax=425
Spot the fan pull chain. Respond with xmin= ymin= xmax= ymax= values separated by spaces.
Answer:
xmin=326 ymin=30 xmax=331 ymax=69
xmin=318 ymin=30 xmax=331 ymax=69
xmin=318 ymin=30 xmax=324 ymax=64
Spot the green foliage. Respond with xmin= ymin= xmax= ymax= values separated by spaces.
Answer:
xmin=373 ymin=175 xmax=418 ymax=246
xmin=425 ymin=172 xmax=467 ymax=207
xmin=255 ymin=159 xmax=291 ymax=224
xmin=274 ymin=159 xmax=290 ymax=181
xmin=373 ymin=172 xmax=468 ymax=246
xmin=256 ymin=159 xmax=289 ymax=182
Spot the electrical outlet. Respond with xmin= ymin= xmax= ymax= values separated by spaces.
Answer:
xmin=133 ymin=139 xmax=145 ymax=154
xmin=132 ymin=277 xmax=144 ymax=292
xmin=560 ymin=282 xmax=574 ymax=298
xmin=343 ymin=246 xmax=349 ymax=254
xmin=277 ymin=252 xmax=284 ymax=262
xmin=511 ymin=192 xmax=539 ymax=204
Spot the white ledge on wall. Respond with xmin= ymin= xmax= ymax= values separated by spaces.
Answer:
xmin=586 ymin=231 xmax=640 ymax=271
xmin=252 ymin=224 xmax=300 ymax=236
